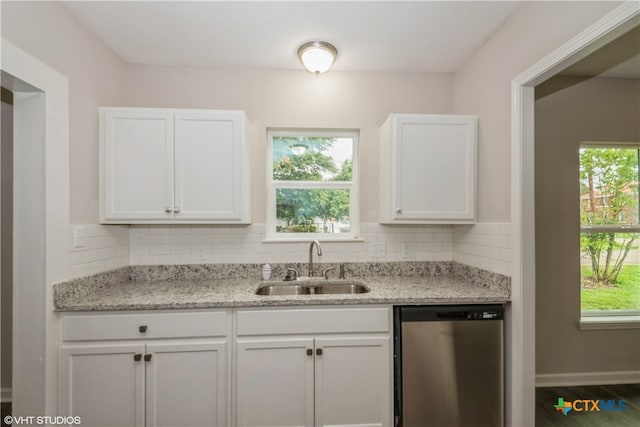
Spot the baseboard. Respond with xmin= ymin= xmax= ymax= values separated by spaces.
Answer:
xmin=536 ymin=371 xmax=640 ymax=387
xmin=0 ymin=388 xmax=11 ymax=403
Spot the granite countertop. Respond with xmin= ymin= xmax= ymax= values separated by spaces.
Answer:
xmin=54 ymin=262 xmax=511 ymax=311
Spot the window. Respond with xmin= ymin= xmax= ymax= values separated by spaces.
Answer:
xmin=579 ymin=144 xmax=640 ymax=328
xmin=266 ymin=129 xmax=359 ymax=241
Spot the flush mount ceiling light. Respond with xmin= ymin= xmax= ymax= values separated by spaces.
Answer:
xmin=297 ymin=41 xmax=338 ymax=75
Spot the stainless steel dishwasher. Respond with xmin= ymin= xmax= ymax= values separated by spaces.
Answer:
xmin=393 ymin=305 xmax=504 ymax=427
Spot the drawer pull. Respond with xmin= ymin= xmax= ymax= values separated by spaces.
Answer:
xmin=306 ymin=348 xmax=312 ymax=356
xmin=144 ymin=354 xmax=152 ymax=362
xmin=133 ymin=353 xmax=142 ymax=362
xmin=316 ymin=348 xmax=323 ymax=356
xmin=139 ymin=325 xmax=148 ymax=333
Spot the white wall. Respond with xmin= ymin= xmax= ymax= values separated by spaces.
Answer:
xmin=452 ymin=0 xmax=621 ymax=222
xmin=1 ymin=0 xmax=128 ymax=224
xmin=2 ymin=1 xmax=622 ymax=282
xmin=535 ymin=76 xmax=640 ymax=376
xmin=123 ymin=65 xmax=454 ymax=224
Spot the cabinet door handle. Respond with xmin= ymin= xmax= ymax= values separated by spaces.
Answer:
xmin=165 ymin=207 xmax=172 ymax=214
xmin=139 ymin=325 xmax=147 ymax=333
xmin=133 ymin=353 xmax=142 ymax=362
xmin=316 ymin=348 xmax=323 ymax=356
xmin=144 ymin=354 xmax=152 ymax=362
xmin=306 ymin=348 xmax=312 ymax=356
xmin=396 ymin=208 xmax=402 ymax=213
xmin=173 ymin=207 xmax=180 ymax=213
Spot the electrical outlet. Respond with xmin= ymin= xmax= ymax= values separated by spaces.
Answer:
xmin=195 ymin=248 xmax=206 ymax=262
xmin=401 ymin=243 xmax=413 ymax=259
xmin=370 ymin=242 xmax=386 ymax=258
xmin=73 ymin=226 xmax=86 ymax=248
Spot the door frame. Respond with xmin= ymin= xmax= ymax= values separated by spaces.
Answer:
xmin=1 ymin=39 xmax=69 ymax=415
xmin=509 ymin=2 xmax=640 ymax=425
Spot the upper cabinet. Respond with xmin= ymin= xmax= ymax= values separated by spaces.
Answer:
xmin=100 ymin=107 xmax=250 ymax=224
xmin=379 ymin=114 xmax=477 ymax=224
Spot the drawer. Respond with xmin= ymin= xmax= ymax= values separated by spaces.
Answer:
xmin=62 ymin=310 xmax=229 ymax=341
xmin=236 ymin=306 xmax=391 ymax=336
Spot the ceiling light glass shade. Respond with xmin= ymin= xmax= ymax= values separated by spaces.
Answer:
xmin=297 ymin=41 xmax=338 ymax=75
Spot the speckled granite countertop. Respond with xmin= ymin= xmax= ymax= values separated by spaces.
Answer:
xmin=54 ymin=262 xmax=510 ymax=311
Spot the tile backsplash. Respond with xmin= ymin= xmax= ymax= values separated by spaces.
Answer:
xmin=67 ymin=222 xmax=512 ymax=279
xmin=128 ymin=223 xmax=454 ymax=265
xmin=68 ymin=225 xmax=129 ymax=279
xmin=453 ymin=223 xmax=511 ymax=276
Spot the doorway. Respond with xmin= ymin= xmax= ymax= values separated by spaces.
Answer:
xmin=533 ymin=24 xmax=640 ymax=424
xmin=510 ymin=2 xmax=640 ymax=425
xmin=1 ymin=86 xmax=13 ymax=416
xmin=1 ymin=39 xmax=69 ymax=416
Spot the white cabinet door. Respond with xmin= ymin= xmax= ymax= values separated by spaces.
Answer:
xmin=174 ymin=111 xmax=245 ymax=221
xmin=380 ymin=114 xmax=476 ymax=223
xmin=235 ymin=337 xmax=315 ymax=427
xmin=101 ymin=109 xmax=174 ymax=221
xmin=61 ymin=343 xmax=145 ymax=427
xmin=314 ymin=336 xmax=392 ymax=427
xmin=100 ymin=107 xmax=250 ymax=224
xmin=145 ymin=340 xmax=228 ymax=427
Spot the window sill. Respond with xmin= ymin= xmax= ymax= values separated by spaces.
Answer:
xmin=579 ymin=314 xmax=640 ymax=330
xmin=263 ymin=237 xmax=365 ymax=243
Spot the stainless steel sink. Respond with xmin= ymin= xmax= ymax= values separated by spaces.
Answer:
xmin=314 ymin=282 xmax=370 ymax=294
xmin=255 ymin=280 xmax=369 ymax=296
xmin=255 ymin=283 xmax=311 ymax=296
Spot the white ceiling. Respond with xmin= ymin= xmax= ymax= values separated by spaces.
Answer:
xmin=62 ymin=1 xmax=520 ymax=73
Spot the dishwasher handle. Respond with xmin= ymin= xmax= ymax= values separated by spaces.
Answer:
xmin=435 ymin=311 xmax=471 ymax=320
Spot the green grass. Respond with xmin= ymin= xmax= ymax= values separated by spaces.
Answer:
xmin=581 ymin=265 xmax=640 ymax=311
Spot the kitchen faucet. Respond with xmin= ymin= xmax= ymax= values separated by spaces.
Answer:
xmin=308 ymin=240 xmax=322 ymax=277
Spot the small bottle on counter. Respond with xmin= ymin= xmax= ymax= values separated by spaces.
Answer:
xmin=262 ymin=264 xmax=272 ymax=281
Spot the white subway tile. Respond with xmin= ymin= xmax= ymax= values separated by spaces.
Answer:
xmin=499 ymin=249 xmax=512 ymax=262
xmin=203 ymin=234 xmax=223 ymax=245
xmin=82 ymin=249 xmax=103 ymax=263
xmin=159 ymin=255 xmax=181 ymax=264
xmin=170 ymin=245 xmax=191 ymax=255
xmin=211 ymin=244 xmax=232 ymax=254
xmin=69 ymin=252 xmax=83 ymax=266
xmin=69 ymin=264 xmax=90 ymax=279
xmin=139 ymin=255 xmax=160 ymax=265
xmin=101 ymin=247 xmax=116 ymax=259
xmin=490 ymin=235 xmax=509 ymax=248
xmin=222 ymin=234 xmax=243 ymax=244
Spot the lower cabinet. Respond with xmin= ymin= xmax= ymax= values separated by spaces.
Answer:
xmin=233 ymin=306 xmax=393 ymax=427
xmin=59 ymin=310 xmax=231 ymax=427
xmin=235 ymin=337 xmax=315 ymax=427
xmin=61 ymin=343 xmax=144 ymax=427
xmin=58 ymin=306 xmax=392 ymax=427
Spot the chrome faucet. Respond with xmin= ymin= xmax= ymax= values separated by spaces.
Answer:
xmin=308 ymin=240 xmax=322 ymax=277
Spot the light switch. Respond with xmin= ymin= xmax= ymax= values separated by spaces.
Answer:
xmin=401 ymin=243 xmax=413 ymax=259
xmin=370 ymin=242 xmax=386 ymax=258
xmin=73 ymin=226 xmax=86 ymax=248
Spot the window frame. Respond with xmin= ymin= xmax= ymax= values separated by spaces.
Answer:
xmin=265 ymin=128 xmax=360 ymax=242
xmin=578 ymin=141 xmax=640 ymax=329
